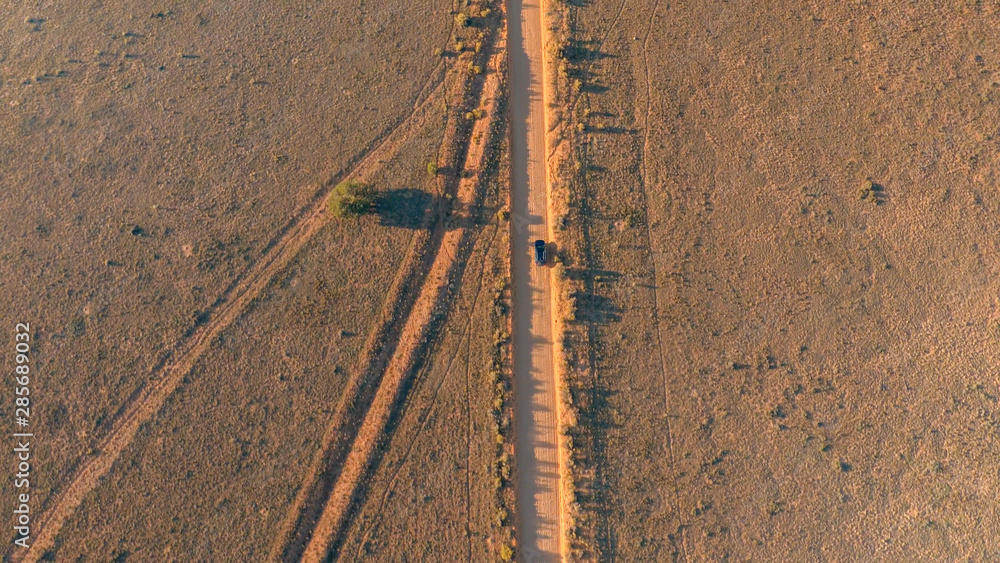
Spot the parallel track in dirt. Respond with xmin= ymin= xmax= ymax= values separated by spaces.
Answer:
xmin=17 ymin=64 xmax=451 ymax=563
xmin=275 ymin=13 xmax=509 ymax=563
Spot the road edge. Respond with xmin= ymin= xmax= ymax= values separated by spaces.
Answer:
xmin=538 ymin=1 xmax=572 ymax=561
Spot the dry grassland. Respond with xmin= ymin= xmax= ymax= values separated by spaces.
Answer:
xmin=335 ymin=162 xmax=513 ymax=562
xmin=0 ymin=0 xmax=456 ymax=559
xmin=552 ymin=1 xmax=1000 ymax=561
xmin=1 ymin=0 xmax=518 ymax=559
xmin=308 ymin=6 xmax=515 ymax=560
xmin=48 ymin=111 xmax=447 ymax=560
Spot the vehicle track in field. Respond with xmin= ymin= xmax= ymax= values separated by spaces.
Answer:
xmin=461 ymin=230 xmax=500 ymax=562
xmin=280 ymin=14 xmax=508 ymax=562
xmin=267 ymin=76 xmax=457 ymax=563
xmin=638 ymin=0 xmax=688 ymax=560
xmin=17 ymin=61 xmax=452 ymax=563
xmin=347 ymin=225 xmax=500 ymax=562
xmin=268 ymin=86 xmax=462 ymax=561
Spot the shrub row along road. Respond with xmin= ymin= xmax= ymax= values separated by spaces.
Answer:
xmin=509 ymin=0 xmax=562 ymax=561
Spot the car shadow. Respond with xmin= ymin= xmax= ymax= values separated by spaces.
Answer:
xmin=545 ymin=241 xmax=558 ymax=268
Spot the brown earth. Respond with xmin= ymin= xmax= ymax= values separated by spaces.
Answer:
xmin=333 ymin=174 xmax=511 ymax=563
xmin=11 ymin=0 xmax=999 ymax=562
xmin=39 ymin=98 xmax=451 ymax=561
xmin=552 ymin=1 xmax=1000 ymax=561
xmin=296 ymin=9 xmax=508 ymax=561
xmin=0 ymin=0 xmax=470 ymax=560
xmin=332 ymin=24 xmax=518 ymax=559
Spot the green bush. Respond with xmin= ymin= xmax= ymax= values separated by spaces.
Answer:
xmin=500 ymin=544 xmax=514 ymax=561
xmin=328 ymin=180 xmax=376 ymax=217
xmin=427 ymin=161 xmax=438 ymax=176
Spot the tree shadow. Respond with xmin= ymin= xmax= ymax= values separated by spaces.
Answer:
xmin=561 ymin=39 xmax=617 ymax=64
xmin=545 ymin=241 xmax=559 ymax=268
xmin=563 ymin=268 xmax=621 ymax=285
xmin=585 ymin=125 xmax=637 ymax=134
xmin=869 ymin=181 xmax=888 ymax=205
xmin=573 ymin=292 xmax=622 ymax=324
xmin=580 ymin=82 xmax=610 ymax=95
xmin=563 ymin=268 xmax=623 ymax=325
xmin=565 ymin=66 xmax=605 ymax=89
xmin=375 ymin=188 xmax=435 ymax=229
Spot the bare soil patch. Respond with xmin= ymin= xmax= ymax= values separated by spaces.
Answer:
xmin=553 ymin=1 xmax=1000 ymax=561
xmin=0 ymin=0 xmax=451 ymax=559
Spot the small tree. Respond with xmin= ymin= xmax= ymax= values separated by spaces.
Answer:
xmin=427 ymin=161 xmax=438 ymax=176
xmin=328 ymin=180 xmax=376 ymax=217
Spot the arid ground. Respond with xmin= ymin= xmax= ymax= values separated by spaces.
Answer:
xmin=1 ymin=0 xmax=512 ymax=561
xmin=7 ymin=0 xmax=1000 ymax=562
xmin=551 ymin=1 xmax=1000 ymax=561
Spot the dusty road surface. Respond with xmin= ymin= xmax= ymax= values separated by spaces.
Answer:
xmin=510 ymin=0 xmax=561 ymax=561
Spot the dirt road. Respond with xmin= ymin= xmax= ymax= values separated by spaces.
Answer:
xmin=509 ymin=0 xmax=562 ymax=561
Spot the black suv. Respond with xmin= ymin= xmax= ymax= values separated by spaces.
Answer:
xmin=534 ymin=239 xmax=546 ymax=266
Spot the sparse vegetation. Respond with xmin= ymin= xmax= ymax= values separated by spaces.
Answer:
xmin=18 ymin=0 xmax=997 ymax=560
xmin=857 ymin=179 xmax=884 ymax=205
xmin=4 ymin=0 xmax=462 ymax=558
xmin=306 ymin=7 xmax=513 ymax=560
xmin=550 ymin=0 xmax=1000 ymax=561
xmin=328 ymin=179 xmax=377 ymax=217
